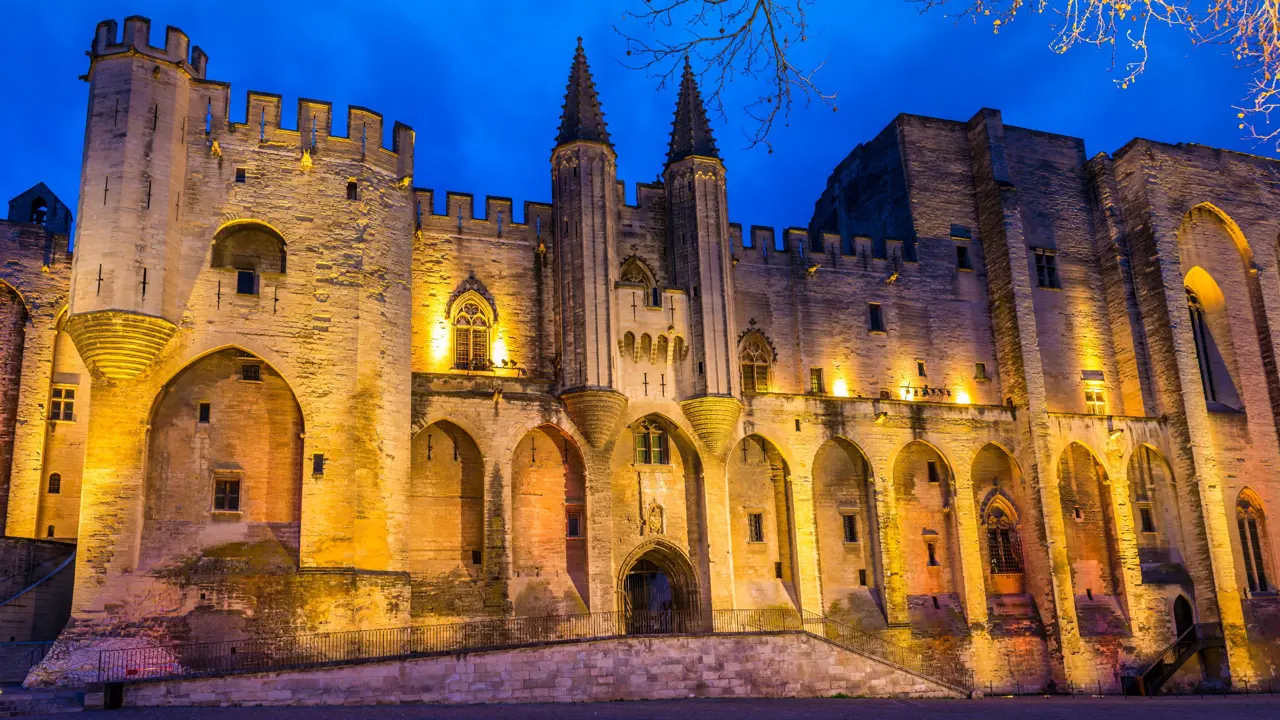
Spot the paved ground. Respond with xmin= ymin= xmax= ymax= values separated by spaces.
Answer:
xmin=109 ymin=695 xmax=1280 ymax=719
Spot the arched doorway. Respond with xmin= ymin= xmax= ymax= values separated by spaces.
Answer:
xmin=617 ymin=541 xmax=700 ymax=634
xmin=1173 ymin=595 xmax=1194 ymax=638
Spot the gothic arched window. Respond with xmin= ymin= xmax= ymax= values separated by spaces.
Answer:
xmin=620 ymin=257 xmax=661 ymax=308
xmin=1238 ymin=490 xmax=1272 ymax=593
xmin=740 ymin=334 xmax=772 ymax=393
xmin=453 ymin=300 xmax=492 ymax=371
xmin=1187 ymin=287 xmax=1217 ymax=403
xmin=633 ymin=419 xmax=669 ymax=465
xmin=984 ymin=497 xmax=1023 ymax=574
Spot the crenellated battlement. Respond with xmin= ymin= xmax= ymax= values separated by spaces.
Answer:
xmin=92 ymin=16 xmax=207 ymax=79
xmin=413 ymin=189 xmax=553 ymax=238
xmin=182 ymin=85 xmax=414 ymax=180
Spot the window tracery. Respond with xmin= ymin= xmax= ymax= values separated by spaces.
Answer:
xmin=740 ymin=333 xmax=772 ymax=393
xmin=453 ymin=299 xmax=493 ymax=370
xmin=984 ymin=496 xmax=1023 ymax=575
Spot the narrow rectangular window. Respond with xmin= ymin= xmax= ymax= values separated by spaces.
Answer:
xmin=198 ymin=402 xmax=211 ymax=424
xmin=868 ymin=303 xmax=885 ymax=332
xmin=236 ymin=269 xmax=257 ymax=295
xmin=747 ymin=512 xmax=764 ymax=543
xmin=214 ymin=478 xmax=241 ymax=511
xmin=240 ymin=363 xmax=261 ymax=382
xmin=471 ymin=549 xmax=482 ymax=565
xmin=975 ymin=362 xmax=988 ymax=381
xmin=917 ymin=360 xmax=927 ymax=377
xmin=566 ymin=510 xmax=583 ymax=538
xmin=956 ymin=244 xmax=972 ymax=270
xmin=842 ymin=513 xmax=858 ymax=543
xmin=809 ymin=368 xmax=825 ymax=395
xmin=346 ymin=181 xmax=358 ymax=201
xmin=927 ymin=461 xmax=939 ymax=484
xmin=1139 ymin=506 xmax=1156 ymax=533
xmin=235 ymin=168 xmax=246 ymax=183
xmin=1084 ymin=387 xmax=1106 ymax=415
xmin=926 ymin=542 xmax=939 ymax=567
xmin=634 ymin=430 xmax=651 ymax=465
xmin=775 ymin=561 xmax=784 ymax=579
xmin=47 ymin=473 xmax=61 ymax=494
xmin=312 ymin=453 xmax=326 ymax=476
xmin=47 ymin=525 xmax=55 ymax=538
xmin=1034 ymin=248 xmax=1060 ymax=288
xmin=50 ymin=386 xmax=76 ymax=422
xmin=858 ymin=569 xmax=868 ymax=586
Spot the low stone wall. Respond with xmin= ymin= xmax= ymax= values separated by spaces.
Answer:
xmin=122 ymin=632 xmax=963 ymax=707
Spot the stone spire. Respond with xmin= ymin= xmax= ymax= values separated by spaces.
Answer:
xmin=667 ymin=58 xmax=719 ymax=164
xmin=556 ymin=37 xmax=612 ymax=147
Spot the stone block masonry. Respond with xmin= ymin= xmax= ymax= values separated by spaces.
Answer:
xmin=4 ymin=11 xmax=1280 ymax=700
xmin=120 ymin=633 xmax=960 ymax=707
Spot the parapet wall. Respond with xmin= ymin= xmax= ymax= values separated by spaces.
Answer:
xmin=120 ymin=633 xmax=959 ymax=707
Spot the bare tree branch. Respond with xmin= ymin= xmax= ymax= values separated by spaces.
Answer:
xmin=916 ymin=1 xmax=1280 ymax=151
xmin=616 ymin=0 xmax=837 ymax=152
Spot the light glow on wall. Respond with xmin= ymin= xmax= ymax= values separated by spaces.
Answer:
xmin=832 ymin=377 xmax=850 ymax=397
xmin=955 ymin=389 xmax=971 ymax=405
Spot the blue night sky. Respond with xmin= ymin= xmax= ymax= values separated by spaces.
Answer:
xmin=0 ymin=1 xmax=1253 ymax=236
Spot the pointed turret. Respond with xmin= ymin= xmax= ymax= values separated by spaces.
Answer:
xmin=667 ymin=58 xmax=719 ymax=164
xmin=556 ymin=38 xmax=612 ymax=147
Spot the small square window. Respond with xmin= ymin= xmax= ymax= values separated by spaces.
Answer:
xmin=1033 ymin=248 xmax=1060 ymax=289
xmin=198 ymin=402 xmax=211 ymax=424
xmin=566 ymin=510 xmax=584 ymax=538
xmin=868 ymin=303 xmax=885 ymax=333
xmin=214 ymin=477 xmax=241 ymax=512
xmin=1139 ymin=506 xmax=1156 ymax=533
xmin=747 ymin=512 xmax=764 ymax=543
xmin=1084 ymin=387 xmax=1106 ymax=415
xmin=471 ymin=549 xmax=482 ymax=565
xmin=236 ymin=269 xmax=257 ymax=295
xmin=975 ymin=362 xmax=988 ymax=381
xmin=956 ymin=244 xmax=972 ymax=270
xmin=346 ymin=181 xmax=358 ymax=201
xmin=234 ymin=168 xmax=246 ymax=183
xmin=240 ymin=364 xmax=261 ymax=382
xmin=809 ymin=368 xmax=825 ymax=395
xmin=50 ymin=386 xmax=76 ymax=422
xmin=842 ymin=513 xmax=858 ymax=544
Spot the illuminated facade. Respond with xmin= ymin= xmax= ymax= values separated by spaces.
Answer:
xmin=2 ymin=15 xmax=1280 ymax=693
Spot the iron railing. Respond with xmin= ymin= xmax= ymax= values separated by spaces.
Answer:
xmin=97 ymin=607 xmax=971 ymax=695
xmin=801 ymin=612 xmax=974 ymax=694
xmin=1122 ymin=622 xmax=1225 ymax=696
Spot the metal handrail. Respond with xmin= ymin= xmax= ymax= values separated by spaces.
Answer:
xmin=96 ymin=607 xmax=967 ymax=695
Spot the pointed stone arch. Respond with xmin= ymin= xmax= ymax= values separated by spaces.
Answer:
xmin=1236 ymin=487 xmax=1274 ymax=593
xmin=510 ymin=423 xmax=590 ymax=615
xmin=616 ymin=538 xmax=702 ymax=631
xmin=139 ymin=347 xmax=304 ymax=571
xmin=409 ymin=420 xmax=485 ymax=587
xmin=1184 ymin=266 xmax=1243 ymax=409
xmin=727 ymin=433 xmax=797 ymax=610
xmin=891 ymin=440 xmax=963 ymax=621
xmin=1057 ymin=441 xmax=1128 ymax=629
xmin=812 ymin=436 xmax=882 ymax=626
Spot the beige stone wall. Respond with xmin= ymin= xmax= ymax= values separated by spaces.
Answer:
xmin=121 ymin=633 xmax=960 ymax=707
xmin=13 ymin=16 xmax=1280 ymax=694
